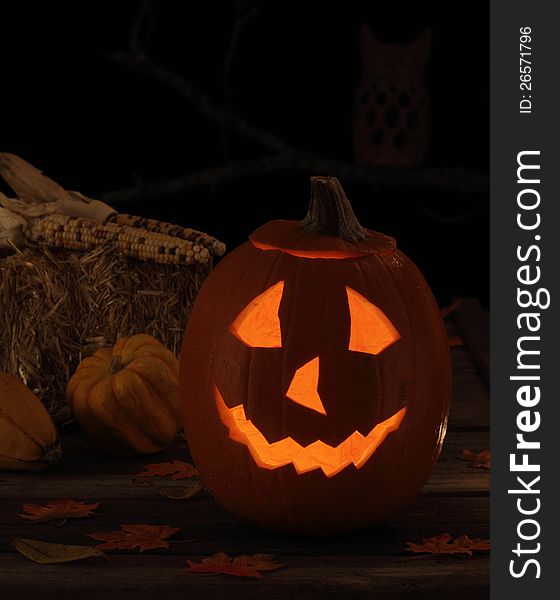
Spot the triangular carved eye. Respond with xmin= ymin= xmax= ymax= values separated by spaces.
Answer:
xmin=346 ymin=287 xmax=400 ymax=354
xmin=230 ymin=281 xmax=284 ymax=348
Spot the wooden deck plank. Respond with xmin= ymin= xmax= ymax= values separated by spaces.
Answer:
xmin=0 ymin=525 xmax=492 ymax=558
xmin=0 ymin=554 xmax=490 ymax=600
xmin=0 ymin=429 xmax=489 ymax=499
xmin=0 ymin=494 xmax=489 ymax=556
xmin=0 ymin=496 xmax=490 ymax=528
xmin=453 ymin=299 xmax=490 ymax=386
xmin=449 ymin=347 xmax=490 ymax=429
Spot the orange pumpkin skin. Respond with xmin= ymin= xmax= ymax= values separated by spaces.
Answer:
xmin=67 ymin=334 xmax=181 ymax=457
xmin=0 ymin=373 xmax=61 ymax=471
xmin=180 ymin=178 xmax=450 ymax=534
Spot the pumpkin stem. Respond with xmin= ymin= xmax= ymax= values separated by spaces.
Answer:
xmin=302 ymin=176 xmax=369 ymax=242
xmin=109 ymin=355 xmax=124 ymax=375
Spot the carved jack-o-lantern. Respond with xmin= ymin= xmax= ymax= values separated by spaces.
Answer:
xmin=180 ymin=177 xmax=450 ymax=535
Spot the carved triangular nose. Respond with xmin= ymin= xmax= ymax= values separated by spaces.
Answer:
xmin=286 ymin=356 xmax=326 ymax=415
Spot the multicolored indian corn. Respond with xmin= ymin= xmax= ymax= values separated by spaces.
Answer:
xmin=25 ymin=214 xmax=213 ymax=266
xmin=107 ymin=213 xmax=226 ymax=257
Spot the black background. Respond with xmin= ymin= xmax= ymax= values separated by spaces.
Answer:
xmin=1 ymin=1 xmax=489 ymax=306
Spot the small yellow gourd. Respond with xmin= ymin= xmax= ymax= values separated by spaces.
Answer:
xmin=66 ymin=334 xmax=181 ymax=457
xmin=0 ymin=373 xmax=62 ymax=471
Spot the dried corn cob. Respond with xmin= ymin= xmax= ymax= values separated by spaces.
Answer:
xmin=107 ymin=213 xmax=226 ymax=257
xmin=24 ymin=214 xmax=212 ymax=266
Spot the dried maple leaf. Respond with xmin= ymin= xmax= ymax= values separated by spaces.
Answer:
xmin=12 ymin=538 xmax=107 ymax=564
xmin=406 ymin=533 xmax=490 ymax=557
xmin=461 ymin=449 xmax=491 ymax=470
xmin=187 ymin=552 xmax=284 ymax=578
xmin=141 ymin=478 xmax=204 ymax=500
xmin=452 ymin=535 xmax=491 ymax=553
xmin=137 ymin=460 xmax=198 ymax=480
xmin=88 ymin=524 xmax=180 ymax=552
xmin=20 ymin=499 xmax=100 ymax=524
xmin=407 ymin=533 xmax=457 ymax=555
xmin=448 ymin=335 xmax=464 ymax=347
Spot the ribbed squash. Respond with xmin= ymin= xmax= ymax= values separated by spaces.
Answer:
xmin=0 ymin=373 xmax=62 ymax=471
xmin=66 ymin=334 xmax=181 ymax=457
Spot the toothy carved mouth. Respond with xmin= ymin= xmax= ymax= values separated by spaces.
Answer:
xmin=215 ymin=386 xmax=406 ymax=477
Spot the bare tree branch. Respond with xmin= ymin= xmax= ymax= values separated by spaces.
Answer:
xmin=130 ymin=0 xmax=154 ymax=55
xmin=102 ymin=155 xmax=294 ymax=204
xmin=102 ymin=154 xmax=488 ymax=205
xmin=418 ymin=201 xmax=488 ymax=224
xmin=221 ymin=0 xmax=260 ymax=160
xmin=110 ymin=52 xmax=293 ymax=155
xmin=104 ymin=51 xmax=489 ymax=204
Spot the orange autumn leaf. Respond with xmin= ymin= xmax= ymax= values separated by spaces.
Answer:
xmin=88 ymin=524 xmax=180 ymax=552
xmin=452 ymin=535 xmax=491 ymax=553
xmin=187 ymin=553 xmax=260 ymax=578
xmin=187 ymin=552 xmax=284 ymax=578
xmin=448 ymin=336 xmax=464 ymax=347
xmin=406 ymin=533 xmax=490 ymax=557
xmin=461 ymin=449 xmax=491 ymax=470
xmin=20 ymin=500 xmax=100 ymax=524
xmin=137 ymin=460 xmax=198 ymax=480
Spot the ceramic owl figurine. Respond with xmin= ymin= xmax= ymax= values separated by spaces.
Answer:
xmin=354 ymin=26 xmax=432 ymax=167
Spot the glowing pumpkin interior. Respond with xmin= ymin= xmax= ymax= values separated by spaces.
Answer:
xmin=251 ymin=239 xmax=366 ymax=259
xmin=223 ymin=280 xmax=405 ymax=477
